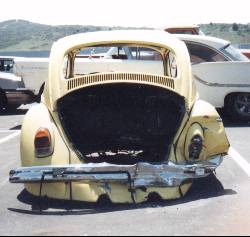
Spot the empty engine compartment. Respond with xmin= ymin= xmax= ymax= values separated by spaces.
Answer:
xmin=57 ymin=83 xmax=186 ymax=165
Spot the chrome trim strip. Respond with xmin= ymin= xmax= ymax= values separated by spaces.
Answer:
xmin=194 ymin=75 xmax=250 ymax=88
xmin=9 ymin=156 xmax=222 ymax=188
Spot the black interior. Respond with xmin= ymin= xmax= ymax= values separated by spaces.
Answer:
xmin=57 ymin=83 xmax=186 ymax=165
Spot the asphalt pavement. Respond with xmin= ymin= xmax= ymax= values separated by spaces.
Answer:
xmin=0 ymin=107 xmax=250 ymax=236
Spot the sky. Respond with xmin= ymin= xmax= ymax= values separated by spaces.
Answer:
xmin=0 ymin=0 xmax=249 ymax=28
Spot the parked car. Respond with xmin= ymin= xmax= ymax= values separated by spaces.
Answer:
xmin=9 ymin=30 xmax=229 ymax=204
xmin=165 ymin=25 xmax=204 ymax=35
xmin=240 ymin=49 xmax=250 ymax=59
xmin=0 ymin=57 xmax=35 ymax=110
xmin=13 ymin=57 xmax=49 ymax=99
xmin=175 ymin=34 xmax=250 ymax=120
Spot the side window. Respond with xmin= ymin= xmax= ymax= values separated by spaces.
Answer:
xmin=166 ymin=51 xmax=178 ymax=78
xmin=0 ymin=59 xmax=14 ymax=73
xmin=185 ymin=42 xmax=227 ymax=64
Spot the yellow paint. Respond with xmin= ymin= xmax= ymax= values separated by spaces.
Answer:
xmin=21 ymin=103 xmax=70 ymax=167
xmin=175 ymin=100 xmax=229 ymax=163
xmin=25 ymin=182 xmax=193 ymax=204
xmin=19 ymin=31 xmax=229 ymax=203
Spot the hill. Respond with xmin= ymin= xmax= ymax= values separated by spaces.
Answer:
xmin=0 ymin=20 xmax=149 ymax=52
xmin=0 ymin=20 xmax=250 ymax=52
xmin=200 ymin=23 xmax=250 ymax=45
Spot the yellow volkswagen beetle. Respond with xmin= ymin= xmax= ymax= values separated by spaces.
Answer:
xmin=10 ymin=30 xmax=230 ymax=204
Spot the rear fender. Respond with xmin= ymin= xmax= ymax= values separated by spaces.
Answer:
xmin=21 ymin=103 xmax=70 ymax=167
xmin=175 ymin=100 xmax=230 ymax=163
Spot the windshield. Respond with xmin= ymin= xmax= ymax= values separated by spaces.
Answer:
xmin=221 ymin=44 xmax=249 ymax=62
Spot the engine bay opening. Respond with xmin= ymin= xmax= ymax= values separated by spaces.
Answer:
xmin=57 ymin=83 xmax=186 ymax=165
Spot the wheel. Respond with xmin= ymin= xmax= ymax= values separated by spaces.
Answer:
xmin=225 ymin=93 xmax=250 ymax=121
xmin=0 ymin=89 xmax=7 ymax=112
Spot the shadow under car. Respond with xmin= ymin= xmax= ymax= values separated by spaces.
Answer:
xmin=8 ymin=174 xmax=236 ymax=216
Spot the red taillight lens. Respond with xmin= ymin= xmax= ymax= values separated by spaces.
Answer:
xmin=34 ymin=128 xmax=53 ymax=158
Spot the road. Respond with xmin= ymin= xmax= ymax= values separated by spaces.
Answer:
xmin=0 ymin=107 xmax=250 ymax=236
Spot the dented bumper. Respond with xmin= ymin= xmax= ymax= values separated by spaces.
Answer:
xmin=9 ymin=155 xmax=222 ymax=188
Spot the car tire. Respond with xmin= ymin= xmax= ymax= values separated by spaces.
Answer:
xmin=0 ymin=89 xmax=7 ymax=112
xmin=225 ymin=93 xmax=250 ymax=121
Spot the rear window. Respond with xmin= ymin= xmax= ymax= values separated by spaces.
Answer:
xmin=63 ymin=44 xmax=179 ymax=79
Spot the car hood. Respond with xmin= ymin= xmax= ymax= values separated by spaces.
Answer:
xmin=0 ymin=72 xmax=22 ymax=82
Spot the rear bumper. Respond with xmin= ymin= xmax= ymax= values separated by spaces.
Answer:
xmin=6 ymin=89 xmax=35 ymax=106
xmin=9 ymin=155 xmax=223 ymax=188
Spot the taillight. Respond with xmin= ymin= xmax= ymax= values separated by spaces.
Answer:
xmin=34 ymin=128 xmax=53 ymax=158
xmin=185 ymin=123 xmax=205 ymax=161
xmin=188 ymin=135 xmax=203 ymax=160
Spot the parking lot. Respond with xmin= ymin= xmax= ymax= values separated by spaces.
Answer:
xmin=0 ymin=106 xmax=250 ymax=235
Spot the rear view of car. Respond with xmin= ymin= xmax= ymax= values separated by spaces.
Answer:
xmin=9 ymin=30 xmax=229 ymax=204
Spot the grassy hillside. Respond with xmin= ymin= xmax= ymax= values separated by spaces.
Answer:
xmin=200 ymin=23 xmax=250 ymax=45
xmin=0 ymin=20 xmax=250 ymax=52
xmin=0 ymin=20 xmax=149 ymax=52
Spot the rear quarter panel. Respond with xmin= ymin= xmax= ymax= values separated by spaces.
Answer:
xmin=175 ymin=100 xmax=229 ymax=162
xmin=192 ymin=62 xmax=250 ymax=107
xmin=21 ymin=103 xmax=70 ymax=167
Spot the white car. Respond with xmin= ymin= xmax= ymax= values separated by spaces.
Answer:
xmin=175 ymin=34 xmax=250 ymax=120
xmin=5 ymin=33 xmax=250 ymax=121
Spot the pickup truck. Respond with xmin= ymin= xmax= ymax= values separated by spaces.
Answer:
xmin=0 ymin=57 xmax=48 ymax=111
xmin=0 ymin=57 xmax=33 ymax=110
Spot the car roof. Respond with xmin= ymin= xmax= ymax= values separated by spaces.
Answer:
xmin=53 ymin=30 xmax=186 ymax=54
xmin=174 ymin=34 xmax=230 ymax=50
xmin=13 ymin=57 xmax=49 ymax=62
xmin=0 ymin=56 xmax=15 ymax=60
xmin=0 ymin=56 xmax=27 ymax=61
xmin=165 ymin=24 xmax=199 ymax=29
